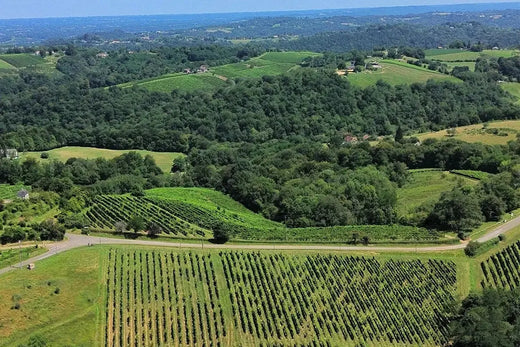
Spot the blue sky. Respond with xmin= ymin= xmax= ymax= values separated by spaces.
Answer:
xmin=0 ymin=0 xmax=519 ymax=19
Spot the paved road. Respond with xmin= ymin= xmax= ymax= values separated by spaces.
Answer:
xmin=2 ymin=215 xmax=520 ymax=276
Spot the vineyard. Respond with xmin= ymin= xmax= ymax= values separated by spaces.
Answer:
xmin=481 ymin=241 xmax=520 ymax=289
xmin=105 ymin=249 xmax=457 ymax=346
xmin=85 ymin=195 xmax=207 ymax=237
xmin=85 ymin=190 xmax=446 ymax=243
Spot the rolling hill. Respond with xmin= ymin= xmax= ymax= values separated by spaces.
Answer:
xmin=345 ymin=59 xmax=460 ymax=88
xmin=117 ymin=51 xmax=321 ymax=93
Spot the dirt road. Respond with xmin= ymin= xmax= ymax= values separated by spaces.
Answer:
xmin=2 ymin=215 xmax=520 ymax=276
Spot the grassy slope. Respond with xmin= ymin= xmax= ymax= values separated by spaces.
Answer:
xmin=22 ymin=146 xmax=184 ymax=173
xmin=0 ymin=54 xmax=45 ymax=68
xmin=347 ymin=59 xmax=459 ymax=88
xmin=415 ymin=120 xmax=520 ymax=145
xmin=396 ymin=171 xmax=477 ymax=217
xmin=502 ymin=82 xmax=520 ymax=104
xmin=0 ymin=247 xmax=46 ymax=269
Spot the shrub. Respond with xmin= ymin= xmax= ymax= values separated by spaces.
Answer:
xmin=465 ymin=241 xmax=481 ymax=257
xmin=40 ymin=152 xmax=49 ymax=159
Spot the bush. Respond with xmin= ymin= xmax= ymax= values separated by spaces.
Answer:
xmin=465 ymin=241 xmax=481 ymax=257
xmin=498 ymin=234 xmax=506 ymax=242
xmin=54 ymin=288 xmax=60 ymax=294
xmin=40 ymin=153 xmax=49 ymax=159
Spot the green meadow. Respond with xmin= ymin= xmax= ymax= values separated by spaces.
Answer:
xmin=346 ymin=59 xmax=459 ymax=88
xmin=22 ymin=147 xmax=184 ymax=173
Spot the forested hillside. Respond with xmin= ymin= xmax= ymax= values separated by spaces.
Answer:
xmin=0 ymin=68 xmax=516 ymax=152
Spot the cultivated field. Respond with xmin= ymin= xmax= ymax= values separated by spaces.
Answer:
xmin=106 ymin=248 xmax=457 ymax=346
xmin=0 ymin=184 xmax=28 ymax=200
xmin=346 ymin=59 xmax=459 ymax=88
xmin=415 ymin=120 xmax=520 ymax=145
xmin=22 ymin=147 xmax=184 ymax=173
xmin=119 ymin=51 xmax=321 ymax=93
xmin=0 ymin=54 xmax=45 ymax=68
xmin=481 ymin=240 xmax=520 ymax=289
xmin=425 ymin=49 xmax=520 ymax=62
xmin=85 ymin=188 xmax=448 ymax=244
xmin=396 ymin=170 xmax=478 ymax=218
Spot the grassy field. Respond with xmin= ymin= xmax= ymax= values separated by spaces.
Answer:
xmin=119 ymin=51 xmax=321 ymax=93
xmin=396 ymin=170 xmax=478 ymax=218
xmin=138 ymin=73 xmax=228 ymax=92
xmin=0 ymin=246 xmax=107 ymax=346
xmin=0 ymin=184 xmax=28 ymax=200
xmin=0 ymin=247 xmax=46 ymax=269
xmin=502 ymin=82 xmax=520 ymax=104
xmin=346 ymin=59 xmax=459 ymax=88
xmin=0 ymin=54 xmax=45 ymax=68
xmin=415 ymin=120 xmax=520 ymax=145
xmin=425 ymin=49 xmax=520 ymax=62
xmin=22 ymin=147 xmax=184 ymax=173
xmin=0 ymin=59 xmax=16 ymax=70
xmin=444 ymin=61 xmax=476 ymax=71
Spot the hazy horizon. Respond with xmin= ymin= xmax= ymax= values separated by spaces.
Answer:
xmin=1 ymin=0 xmax=520 ymax=20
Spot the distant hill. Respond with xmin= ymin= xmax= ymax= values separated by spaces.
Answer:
xmin=2 ymin=3 xmax=520 ymax=45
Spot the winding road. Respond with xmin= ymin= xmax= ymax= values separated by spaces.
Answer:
xmin=2 ymin=215 xmax=520 ymax=276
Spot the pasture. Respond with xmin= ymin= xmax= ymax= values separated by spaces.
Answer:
xmin=396 ymin=170 xmax=477 ymax=218
xmin=0 ymin=247 xmax=45 ymax=269
xmin=22 ymin=147 xmax=184 ymax=173
xmin=415 ymin=120 xmax=520 ymax=145
xmin=346 ymin=59 xmax=459 ymax=88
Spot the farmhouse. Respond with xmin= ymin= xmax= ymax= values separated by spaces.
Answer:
xmin=0 ymin=148 xmax=19 ymax=159
xmin=198 ymin=65 xmax=209 ymax=73
xmin=183 ymin=68 xmax=192 ymax=74
xmin=17 ymin=189 xmax=29 ymax=200
xmin=96 ymin=52 xmax=109 ymax=58
xmin=366 ymin=61 xmax=382 ymax=70
xmin=346 ymin=61 xmax=356 ymax=73
xmin=344 ymin=135 xmax=358 ymax=144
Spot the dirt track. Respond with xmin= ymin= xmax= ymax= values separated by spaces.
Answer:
xmin=2 ymin=216 xmax=520 ymax=276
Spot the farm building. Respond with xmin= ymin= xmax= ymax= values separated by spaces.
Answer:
xmin=17 ymin=189 xmax=29 ymax=200
xmin=344 ymin=135 xmax=359 ymax=144
xmin=346 ymin=61 xmax=356 ymax=73
xmin=366 ymin=62 xmax=382 ymax=70
xmin=0 ymin=148 xmax=19 ymax=160
xmin=183 ymin=68 xmax=192 ymax=74
xmin=198 ymin=65 xmax=209 ymax=73
xmin=96 ymin=52 xmax=109 ymax=58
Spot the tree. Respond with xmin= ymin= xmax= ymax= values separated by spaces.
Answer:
xmin=427 ymin=187 xmax=484 ymax=231
xmin=394 ymin=125 xmax=404 ymax=142
xmin=451 ymin=289 xmax=520 ymax=347
xmin=127 ymin=216 xmax=145 ymax=233
xmin=114 ymin=221 xmax=127 ymax=233
xmin=212 ymin=221 xmax=230 ymax=244
xmin=147 ymin=222 xmax=162 ymax=237
xmin=36 ymin=220 xmax=65 ymax=241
